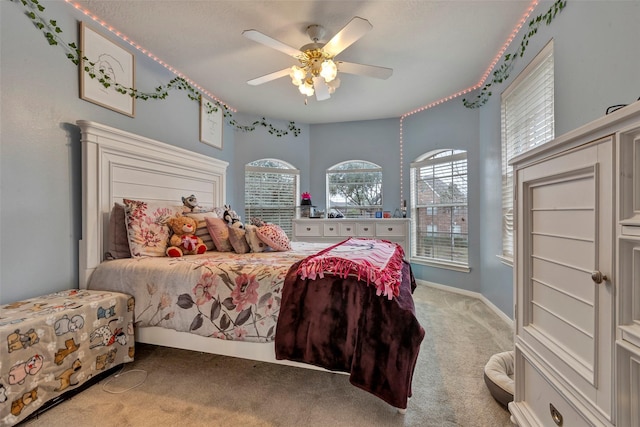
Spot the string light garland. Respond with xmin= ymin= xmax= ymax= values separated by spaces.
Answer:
xmin=462 ymin=0 xmax=566 ymax=109
xmin=398 ymin=0 xmax=567 ymax=206
xmin=14 ymin=0 xmax=301 ymax=137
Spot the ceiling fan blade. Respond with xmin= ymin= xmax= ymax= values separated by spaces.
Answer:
xmin=322 ymin=17 xmax=372 ymax=58
xmin=313 ymin=77 xmax=330 ymax=101
xmin=242 ymin=29 xmax=302 ymax=58
xmin=247 ymin=68 xmax=292 ymax=86
xmin=337 ymin=61 xmax=393 ymax=79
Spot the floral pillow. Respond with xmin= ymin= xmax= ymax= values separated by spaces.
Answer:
xmin=256 ymin=224 xmax=291 ymax=251
xmin=123 ymin=199 xmax=183 ymax=257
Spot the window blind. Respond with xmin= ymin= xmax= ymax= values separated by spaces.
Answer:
xmin=410 ymin=150 xmax=468 ymax=266
xmin=245 ymin=162 xmax=299 ymax=236
xmin=501 ymin=41 xmax=554 ymax=260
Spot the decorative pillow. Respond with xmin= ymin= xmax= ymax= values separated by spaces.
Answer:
xmin=256 ymin=224 xmax=291 ymax=251
xmin=106 ymin=203 xmax=131 ymax=259
xmin=123 ymin=199 xmax=183 ymax=257
xmin=228 ymin=226 xmax=251 ymax=254
xmin=205 ymin=217 xmax=233 ymax=252
xmin=184 ymin=211 xmax=218 ymax=251
xmin=244 ymin=224 xmax=268 ymax=253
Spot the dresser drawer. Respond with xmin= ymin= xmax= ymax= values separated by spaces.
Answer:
xmin=323 ymin=223 xmax=339 ymax=237
xmin=294 ymin=222 xmax=322 ymax=237
xmin=339 ymin=223 xmax=356 ymax=236
xmin=356 ymin=223 xmax=375 ymax=237
xmin=375 ymin=222 xmax=405 ymax=237
xmin=512 ymin=348 xmax=591 ymax=427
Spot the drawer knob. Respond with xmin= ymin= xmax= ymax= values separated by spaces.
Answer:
xmin=549 ymin=403 xmax=563 ymax=426
xmin=306 ymin=227 xmax=311 ymax=231
xmin=388 ymin=227 xmax=393 ymax=231
xmin=363 ymin=227 xmax=369 ymax=231
xmin=329 ymin=227 xmax=334 ymax=231
xmin=591 ymin=270 xmax=608 ymax=284
xmin=346 ymin=227 xmax=351 ymax=231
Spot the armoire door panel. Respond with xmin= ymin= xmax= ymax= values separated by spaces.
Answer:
xmin=516 ymin=138 xmax=614 ymax=420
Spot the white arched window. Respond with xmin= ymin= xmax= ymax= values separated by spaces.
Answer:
xmin=245 ymin=159 xmax=299 ymax=236
xmin=326 ymin=160 xmax=382 ymax=218
xmin=410 ymin=149 xmax=468 ymax=269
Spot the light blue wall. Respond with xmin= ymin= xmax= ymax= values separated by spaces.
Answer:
xmin=0 ymin=1 xmax=235 ymax=302
xmin=308 ymin=118 xmax=401 ymax=212
xmin=2 ymin=0 xmax=640 ymax=321
xmin=476 ymin=0 xmax=640 ymax=317
xmin=233 ymin=112 xmax=311 ymax=218
xmin=402 ymin=100 xmax=481 ymax=292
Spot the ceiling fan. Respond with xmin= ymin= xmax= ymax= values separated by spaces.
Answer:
xmin=242 ymin=17 xmax=393 ymax=101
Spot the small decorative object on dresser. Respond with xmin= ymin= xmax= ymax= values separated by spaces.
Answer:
xmin=300 ymin=191 xmax=312 ymax=205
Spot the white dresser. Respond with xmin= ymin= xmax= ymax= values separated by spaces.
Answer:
xmin=509 ymin=102 xmax=640 ymax=427
xmin=291 ymin=218 xmax=410 ymax=254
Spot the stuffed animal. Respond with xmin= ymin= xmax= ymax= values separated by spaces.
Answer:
xmin=166 ymin=215 xmax=207 ymax=257
xmin=223 ymin=205 xmax=243 ymax=228
xmin=182 ymin=194 xmax=200 ymax=212
xmin=250 ymin=217 xmax=267 ymax=227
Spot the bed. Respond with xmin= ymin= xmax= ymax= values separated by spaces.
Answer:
xmin=77 ymin=120 xmax=424 ymax=410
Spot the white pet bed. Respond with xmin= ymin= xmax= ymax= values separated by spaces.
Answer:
xmin=483 ymin=350 xmax=514 ymax=407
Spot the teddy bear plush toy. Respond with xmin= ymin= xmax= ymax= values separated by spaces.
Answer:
xmin=166 ymin=214 xmax=207 ymax=257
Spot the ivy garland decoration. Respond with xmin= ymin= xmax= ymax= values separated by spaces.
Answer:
xmin=463 ymin=0 xmax=567 ymax=109
xmin=14 ymin=0 xmax=301 ymax=137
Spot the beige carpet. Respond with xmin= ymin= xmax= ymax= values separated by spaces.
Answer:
xmin=23 ymin=284 xmax=514 ymax=427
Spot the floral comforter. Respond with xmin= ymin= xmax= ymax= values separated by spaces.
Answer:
xmin=87 ymin=242 xmax=329 ymax=343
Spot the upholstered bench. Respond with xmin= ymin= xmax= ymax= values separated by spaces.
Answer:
xmin=0 ymin=289 xmax=134 ymax=425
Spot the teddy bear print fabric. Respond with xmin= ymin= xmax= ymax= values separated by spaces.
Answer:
xmin=0 ymin=290 xmax=134 ymax=425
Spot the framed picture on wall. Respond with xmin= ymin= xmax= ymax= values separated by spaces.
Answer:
xmin=79 ymin=22 xmax=135 ymax=117
xmin=200 ymin=97 xmax=223 ymax=149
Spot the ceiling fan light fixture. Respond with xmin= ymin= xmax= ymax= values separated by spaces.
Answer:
xmin=299 ymin=79 xmax=315 ymax=97
xmin=290 ymin=66 xmax=305 ymax=85
xmin=244 ymin=17 xmax=391 ymax=102
xmin=326 ymin=77 xmax=341 ymax=94
xmin=320 ymin=60 xmax=338 ymax=82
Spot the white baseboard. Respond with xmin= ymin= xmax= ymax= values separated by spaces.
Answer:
xmin=415 ymin=279 xmax=514 ymax=329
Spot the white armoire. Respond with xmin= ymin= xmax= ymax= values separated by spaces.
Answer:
xmin=509 ymin=101 xmax=640 ymax=426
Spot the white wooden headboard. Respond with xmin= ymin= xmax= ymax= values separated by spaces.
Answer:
xmin=77 ymin=120 xmax=228 ymax=287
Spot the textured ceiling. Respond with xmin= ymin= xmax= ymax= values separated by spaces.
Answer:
xmin=72 ymin=1 xmax=535 ymax=124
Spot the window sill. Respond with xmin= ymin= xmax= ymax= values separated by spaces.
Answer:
xmin=496 ymin=255 xmax=513 ymax=267
xmin=410 ymin=258 xmax=471 ymax=273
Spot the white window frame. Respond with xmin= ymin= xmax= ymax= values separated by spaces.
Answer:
xmin=410 ymin=149 xmax=469 ymax=272
xmin=500 ymin=40 xmax=554 ymax=264
xmin=326 ymin=160 xmax=383 ymax=218
xmin=244 ymin=159 xmax=299 ymax=236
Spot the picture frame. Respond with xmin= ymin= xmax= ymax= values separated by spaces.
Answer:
xmin=200 ymin=97 xmax=223 ymax=149
xmin=79 ymin=22 xmax=135 ymax=117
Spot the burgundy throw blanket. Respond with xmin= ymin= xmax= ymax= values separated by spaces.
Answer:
xmin=275 ymin=242 xmax=425 ymax=409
